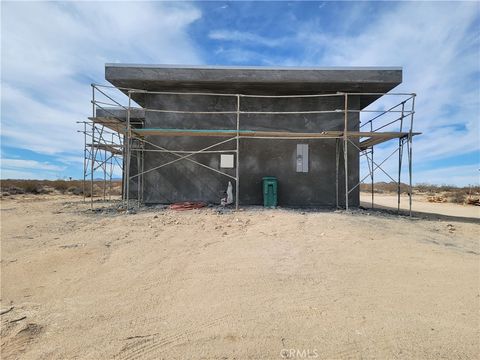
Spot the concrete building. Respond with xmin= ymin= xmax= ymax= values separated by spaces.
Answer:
xmin=98 ymin=65 xmax=405 ymax=208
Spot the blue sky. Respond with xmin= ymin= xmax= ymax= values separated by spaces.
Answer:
xmin=1 ymin=1 xmax=479 ymax=185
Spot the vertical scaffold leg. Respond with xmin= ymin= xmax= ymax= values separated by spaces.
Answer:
xmin=335 ymin=138 xmax=339 ymax=209
xmin=343 ymin=94 xmax=349 ymax=211
xmin=90 ymin=86 xmax=95 ymax=211
xmin=125 ymin=91 xmax=132 ymax=211
xmin=235 ymin=95 xmax=240 ymax=211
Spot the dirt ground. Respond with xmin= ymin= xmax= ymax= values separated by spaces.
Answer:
xmin=1 ymin=194 xmax=479 ymax=359
xmin=360 ymin=192 xmax=480 ymax=220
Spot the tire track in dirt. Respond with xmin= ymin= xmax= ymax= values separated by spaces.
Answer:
xmin=1 ymin=323 xmax=44 ymax=360
xmin=114 ymin=314 xmax=231 ymax=360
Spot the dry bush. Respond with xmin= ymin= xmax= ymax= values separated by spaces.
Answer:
xmin=415 ymin=183 xmax=479 ymax=194
xmin=0 ymin=179 xmax=122 ymax=197
xmin=360 ymin=181 xmax=409 ymax=194
xmin=49 ymin=180 xmax=71 ymax=193
xmin=466 ymin=196 xmax=480 ymax=206
xmin=67 ymin=186 xmax=83 ymax=195
xmin=361 ymin=182 xmax=480 ymax=206
xmin=19 ymin=180 xmax=42 ymax=194
xmin=449 ymin=191 xmax=466 ymax=204
xmin=3 ymin=185 xmax=24 ymax=195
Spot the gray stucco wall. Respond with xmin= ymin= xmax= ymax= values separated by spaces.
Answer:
xmin=135 ymin=93 xmax=359 ymax=207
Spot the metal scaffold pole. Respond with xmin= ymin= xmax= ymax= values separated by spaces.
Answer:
xmin=335 ymin=138 xmax=339 ymax=208
xmin=109 ymin=133 xmax=114 ymax=201
xmin=103 ymin=146 xmax=107 ymax=201
xmin=397 ymin=101 xmax=405 ymax=213
xmin=137 ymin=147 xmax=141 ymax=207
xmin=90 ymin=85 xmax=95 ymax=210
xmin=343 ymin=93 xmax=349 ymax=211
xmin=122 ymin=136 xmax=126 ymax=204
xmin=370 ymin=122 xmax=374 ymax=209
xmin=83 ymin=121 xmax=87 ymax=203
xmin=408 ymin=95 xmax=416 ymax=217
xmin=125 ymin=91 xmax=132 ymax=210
xmin=235 ymin=95 xmax=240 ymax=211
xmin=140 ymin=144 xmax=145 ymax=204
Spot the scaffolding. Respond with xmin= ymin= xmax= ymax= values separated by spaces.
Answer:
xmin=78 ymin=85 xmax=127 ymax=208
xmin=82 ymin=84 xmax=419 ymax=214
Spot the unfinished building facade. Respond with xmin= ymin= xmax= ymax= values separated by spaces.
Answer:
xmin=83 ymin=65 xmax=418 ymax=211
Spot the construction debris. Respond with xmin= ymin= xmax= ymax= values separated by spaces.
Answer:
xmin=466 ymin=197 xmax=480 ymax=206
xmin=427 ymin=195 xmax=447 ymax=203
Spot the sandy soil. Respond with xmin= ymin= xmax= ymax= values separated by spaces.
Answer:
xmin=1 ymin=195 xmax=479 ymax=359
xmin=360 ymin=192 xmax=480 ymax=220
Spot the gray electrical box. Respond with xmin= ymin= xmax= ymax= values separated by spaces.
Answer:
xmin=296 ymin=144 xmax=309 ymax=173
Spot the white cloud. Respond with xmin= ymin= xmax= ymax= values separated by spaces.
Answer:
xmin=2 ymin=84 xmax=84 ymax=154
xmin=358 ymin=149 xmax=480 ymax=187
xmin=209 ymin=2 xmax=480 ymax=185
xmin=209 ymin=30 xmax=287 ymax=47
xmin=415 ymin=164 xmax=480 ymax=186
xmin=1 ymin=158 xmax=67 ymax=180
xmin=1 ymin=158 xmax=65 ymax=172
xmin=56 ymin=154 xmax=85 ymax=166
xmin=1 ymin=1 xmax=202 ymax=162
xmin=2 ymin=1 xmax=478 ymax=186
xmin=213 ymin=46 xmax=263 ymax=63
xmin=300 ymin=2 xmax=479 ymax=169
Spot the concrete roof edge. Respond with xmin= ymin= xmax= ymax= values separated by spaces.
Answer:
xmin=105 ymin=63 xmax=403 ymax=71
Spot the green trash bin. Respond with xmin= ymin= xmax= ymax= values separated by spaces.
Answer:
xmin=262 ymin=176 xmax=278 ymax=208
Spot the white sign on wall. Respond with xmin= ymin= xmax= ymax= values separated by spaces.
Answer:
xmin=220 ymin=154 xmax=235 ymax=168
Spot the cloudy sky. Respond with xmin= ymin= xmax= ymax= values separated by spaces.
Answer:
xmin=1 ymin=1 xmax=479 ymax=185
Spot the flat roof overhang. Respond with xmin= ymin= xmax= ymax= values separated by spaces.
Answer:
xmin=105 ymin=64 xmax=402 ymax=108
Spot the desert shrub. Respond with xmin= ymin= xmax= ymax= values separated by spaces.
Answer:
xmin=360 ymin=182 xmax=480 ymax=205
xmin=19 ymin=180 xmax=41 ymax=193
xmin=67 ymin=186 xmax=83 ymax=195
xmin=49 ymin=180 xmax=70 ymax=193
xmin=6 ymin=186 xmax=25 ymax=195
xmin=449 ymin=191 xmax=466 ymax=204
xmin=416 ymin=183 xmax=463 ymax=194
xmin=415 ymin=183 xmax=430 ymax=193
xmin=109 ymin=184 xmax=122 ymax=196
xmin=35 ymin=186 xmax=53 ymax=194
xmin=360 ymin=181 xmax=409 ymax=194
xmin=0 ymin=179 xmax=78 ymax=195
xmin=0 ymin=179 xmax=99 ymax=195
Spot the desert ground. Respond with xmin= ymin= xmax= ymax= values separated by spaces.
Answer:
xmin=1 ymin=194 xmax=479 ymax=359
